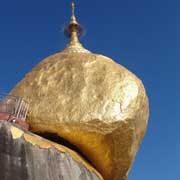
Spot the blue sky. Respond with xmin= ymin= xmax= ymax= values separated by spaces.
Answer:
xmin=0 ymin=0 xmax=179 ymax=179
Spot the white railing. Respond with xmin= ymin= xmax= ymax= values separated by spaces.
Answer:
xmin=0 ymin=93 xmax=29 ymax=122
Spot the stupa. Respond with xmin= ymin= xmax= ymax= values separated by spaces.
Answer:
xmin=11 ymin=1 xmax=149 ymax=180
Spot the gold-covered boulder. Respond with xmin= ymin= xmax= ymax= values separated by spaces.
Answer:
xmin=11 ymin=3 xmax=149 ymax=180
xmin=12 ymin=51 xmax=149 ymax=180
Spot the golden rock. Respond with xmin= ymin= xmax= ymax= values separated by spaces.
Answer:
xmin=11 ymin=2 xmax=149 ymax=180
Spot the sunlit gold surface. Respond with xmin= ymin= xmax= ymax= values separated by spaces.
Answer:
xmin=11 ymin=126 xmax=24 ymax=139
xmin=11 ymin=51 xmax=149 ymax=180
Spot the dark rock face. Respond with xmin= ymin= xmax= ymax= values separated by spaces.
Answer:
xmin=0 ymin=121 xmax=102 ymax=180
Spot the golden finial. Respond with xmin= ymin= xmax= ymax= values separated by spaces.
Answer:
xmin=69 ymin=0 xmax=77 ymax=24
xmin=71 ymin=0 xmax=75 ymax=17
xmin=65 ymin=0 xmax=82 ymax=36
xmin=63 ymin=0 xmax=90 ymax=53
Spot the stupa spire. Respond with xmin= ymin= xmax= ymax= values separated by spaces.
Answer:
xmin=63 ymin=0 xmax=90 ymax=53
xmin=71 ymin=0 xmax=76 ymax=23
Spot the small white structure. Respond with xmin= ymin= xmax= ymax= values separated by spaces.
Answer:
xmin=0 ymin=93 xmax=29 ymax=122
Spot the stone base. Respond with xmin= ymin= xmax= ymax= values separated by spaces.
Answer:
xmin=0 ymin=121 xmax=103 ymax=180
